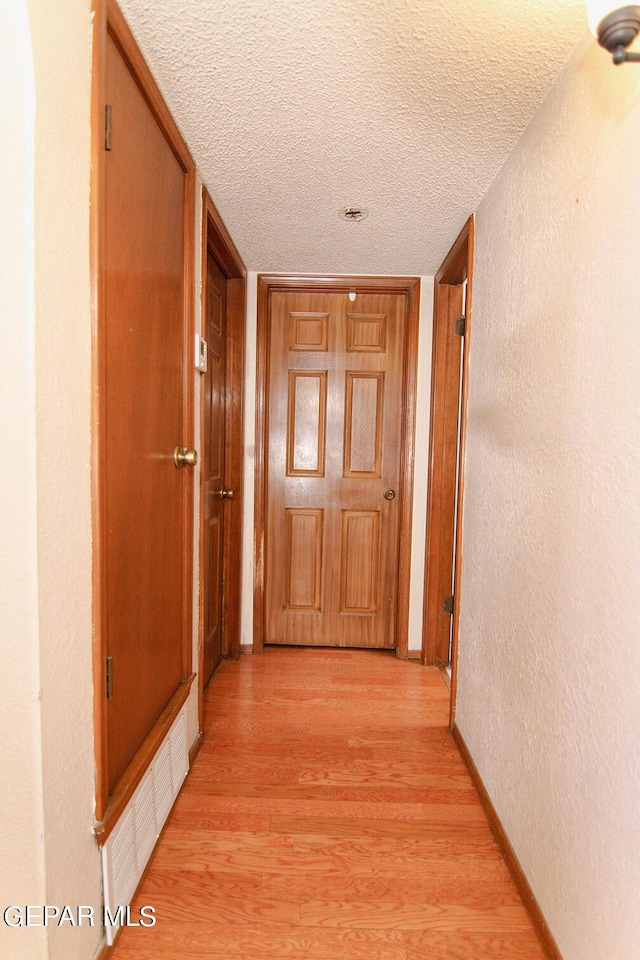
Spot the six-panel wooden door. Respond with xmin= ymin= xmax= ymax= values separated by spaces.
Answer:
xmin=265 ymin=289 xmax=407 ymax=648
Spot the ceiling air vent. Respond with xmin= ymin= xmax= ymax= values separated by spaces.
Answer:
xmin=339 ymin=206 xmax=369 ymax=222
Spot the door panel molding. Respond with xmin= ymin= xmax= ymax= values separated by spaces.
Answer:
xmin=421 ymin=217 xmax=474 ymax=725
xmin=343 ymin=372 xmax=385 ymax=477
xmin=286 ymin=371 xmax=327 ymax=477
xmin=91 ymin=0 xmax=196 ymax=827
xmin=254 ymin=275 xmax=420 ymax=658
xmin=198 ymin=188 xmax=246 ymax=732
xmin=285 ymin=508 xmax=324 ymax=610
xmin=340 ymin=510 xmax=380 ymax=614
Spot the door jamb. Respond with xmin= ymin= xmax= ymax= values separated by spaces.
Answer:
xmin=254 ymin=274 xmax=420 ymax=658
xmin=198 ymin=188 xmax=246 ymax=732
xmin=420 ymin=216 xmax=474 ymax=726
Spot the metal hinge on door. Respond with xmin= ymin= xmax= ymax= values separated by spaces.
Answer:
xmin=443 ymin=595 xmax=454 ymax=615
xmin=105 ymin=104 xmax=112 ymax=151
xmin=453 ymin=316 xmax=466 ymax=337
xmin=106 ymin=656 xmax=113 ymax=699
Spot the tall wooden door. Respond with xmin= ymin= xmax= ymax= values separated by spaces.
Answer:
xmin=102 ymin=30 xmax=193 ymax=795
xmin=203 ymin=252 xmax=227 ymax=684
xmin=265 ymin=288 xmax=407 ymax=648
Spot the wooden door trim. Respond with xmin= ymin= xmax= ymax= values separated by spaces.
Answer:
xmin=421 ymin=217 xmax=474 ymax=721
xmin=91 ymin=0 xmax=196 ymax=825
xmin=449 ymin=219 xmax=474 ymax=726
xmin=198 ymin=188 xmax=246 ymax=731
xmin=254 ymin=274 xmax=420 ymax=658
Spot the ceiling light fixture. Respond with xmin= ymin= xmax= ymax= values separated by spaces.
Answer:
xmin=588 ymin=2 xmax=640 ymax=63
xmin=339 ymin=206 xmax=369 ymax=222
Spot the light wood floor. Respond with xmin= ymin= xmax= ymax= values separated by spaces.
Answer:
xmin=110 ymin=647 xmax=547 ymax=960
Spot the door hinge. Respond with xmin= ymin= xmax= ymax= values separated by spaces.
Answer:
xmin=443 ymin=595 xmax=454 ymax=615
xmin=106 ymin=656 xmax=113 ymax=699
xmin=105 ymin=104 xmax=112 ymax=151
xmin=453 ymin=316 xmax=466 ymax=337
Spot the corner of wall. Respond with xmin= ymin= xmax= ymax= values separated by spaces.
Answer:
xmin=28 ymin=0 xmax=102 ymax=957
xmin=0 ymin=3 xmax=47 ymax=958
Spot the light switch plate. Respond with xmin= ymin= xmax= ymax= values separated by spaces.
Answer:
xmin=195 ymin=334 xmax=208 ymax=373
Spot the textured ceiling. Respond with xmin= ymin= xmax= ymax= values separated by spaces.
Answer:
xmin=117 ymin=0 xmax=588 ymax=275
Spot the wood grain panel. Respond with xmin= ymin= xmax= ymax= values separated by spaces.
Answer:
xmin=260 ymin=871 xmax=520 ymax=907
xmin=298 ymin=899 xmax=532 ymax=931
xmin=285 ymin=508 xmax=323 ymax=610
xmin=347 ymin=313 xmax=387 ymax=352
xmin=286 ymin=371 xmax=327 ymax=476
xmin=267 ymin=814 xmax=492 ymax=841
xmin=340 ymin=511 xmax=380 ymax=613
xmin=344 ymin=372 xmax=384 ymax=476
xmin=405 ymin=932 xmax=550 ymax=960
xmin=289 ymin=311 xmax=329 ymax=351
xmin=113 ymin=922 xmax=408 ymax=960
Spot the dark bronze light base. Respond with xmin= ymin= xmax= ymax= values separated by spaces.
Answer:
xmin=596 ymin=5 xmax=640 ymax=63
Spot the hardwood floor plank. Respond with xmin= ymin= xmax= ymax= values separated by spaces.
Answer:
xmin=133 ymin=887 xmax=300 ymax=926
xmin=166 ymin=804 xmax=270 ymax=833
xmin=297 ymin=761 xmax=472 ymax=789
xmin=259 ymin=872 xmax=522 ymax=908
xmin=404 ymin=930 xmax=547 ymax=959
xmin=112 ymin=921 xmax=409 ymax=960
xmin=297 ymin=899 xmax=535 ymax=932
xmin=268 ymin=814 xmax=493 ymax=840
xmin=286 ymin=832 xmax=503 ymax=864
xmin=149 ymin=831 xmax=374 ymax=876
xmin=171 ymin=792 xmax=429 ymax=822
xmin=137 ymin=867 xmax=263 ymax=900
xmin=182 ymin=779 xmax=481 ymax=804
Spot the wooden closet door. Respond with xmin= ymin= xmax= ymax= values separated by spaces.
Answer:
xmin=202 ymin=253 xmax=226 ymax=684
xmin=103 ymin=31 xmax=191 ymax=792
xmin=265 ymin=289 xmax=406 ymax=648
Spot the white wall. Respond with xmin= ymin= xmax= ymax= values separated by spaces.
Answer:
xmin=240 ymin=273 xmax=434 ymax=654
xmin=0 ymin=5 xmax=47 ymax=959
xmin=457 ymin=33 xmax=640 ymax=960
xmin=28 ymin=1 xmax=102 ymax=958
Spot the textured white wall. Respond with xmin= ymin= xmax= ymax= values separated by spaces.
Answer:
xmin=0 ymin=4 xmax=47 ymax=959
xmin=457 ymin=34 xmax=640 ymax=960
xmin=28 ymin=0 xmax=102 ymax=958
xmin=240 ymin=273 xmax=434 ymax=653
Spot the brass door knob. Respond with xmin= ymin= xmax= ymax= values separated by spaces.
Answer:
xmin=219 ymin=487 xmax=235 ymax=500
xmin=173 ymin=446 xmax=198 ymax=468
xmin=383 ymin=488 xmax=396 ymax=501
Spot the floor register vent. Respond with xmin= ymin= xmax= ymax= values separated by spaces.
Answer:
xmin=101 ymin=708 xmax=188 ymax=945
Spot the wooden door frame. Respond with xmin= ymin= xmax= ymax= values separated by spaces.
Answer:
xmin=198 ymin=189 xmax=246 ymax=732
xmin=254 ymin=274 xmax=420 ymax=658
xmin=421 ymin=217 xmax=474 ymax=724
xmin=91 ymin=0 xmax=196 ymax=834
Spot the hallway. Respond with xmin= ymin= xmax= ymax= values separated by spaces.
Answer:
xmin=110 ymin=648 xmax=546 ymax=959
